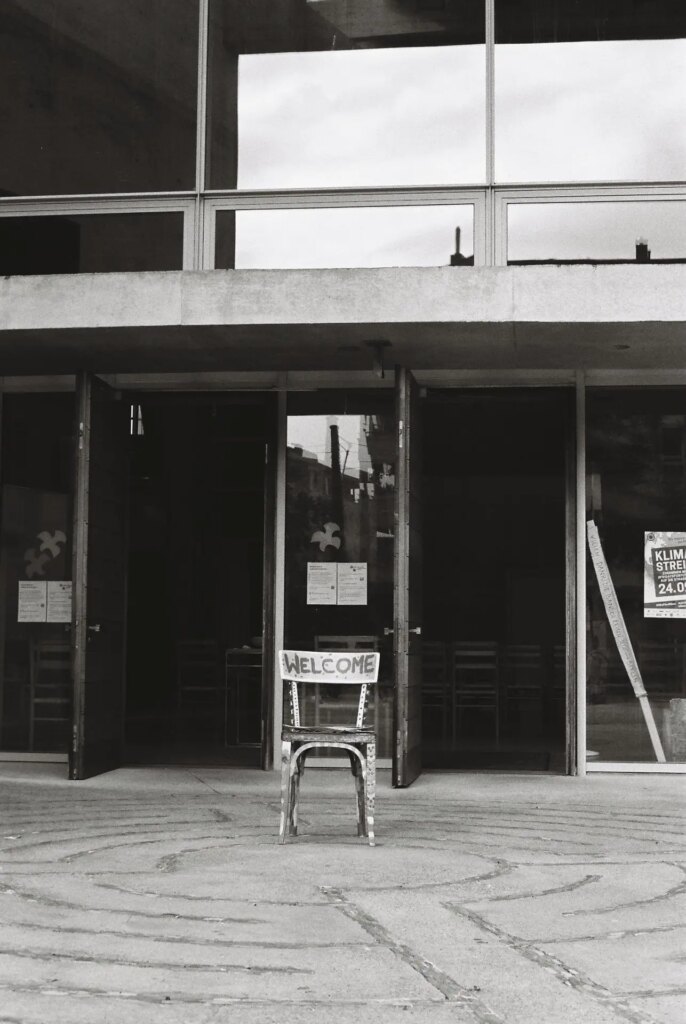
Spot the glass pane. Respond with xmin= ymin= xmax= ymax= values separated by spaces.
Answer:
xmin=216 ymin=205 xmax=474 ymax=269
xmin=125 ymin=397 xmax=269 ymax=766
xmin=587 ymin=389 xmax=686 ymax=764
xmin=1 ymin=1 xmax=199 ymax=195
xmin=0 ymin=214 xmax=184 ymax=275
xmin=423 ymin=391 xmax=567 ymax=771
xmin=0 ymin=394 xmax=74 ymax=754
xmin=285 ymin=393 xmax=395 ymax=758
xmin=207 ymin=0 xmax=486 ymax=188
xmin=495 ymin=1 xmax=686 ymax=182
xmin=508 ymin=201 xmax=686 ymax=264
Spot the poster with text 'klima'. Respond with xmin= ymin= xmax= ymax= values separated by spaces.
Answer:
xmin=644 ymin=531 xmax=686 ymax=618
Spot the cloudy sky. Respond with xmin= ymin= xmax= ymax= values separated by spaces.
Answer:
xmin=231 ymin=37 xmax=685 ymax=267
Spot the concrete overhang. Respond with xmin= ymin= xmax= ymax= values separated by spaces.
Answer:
xmin=0 ymin=265 xmax=685 ymax=375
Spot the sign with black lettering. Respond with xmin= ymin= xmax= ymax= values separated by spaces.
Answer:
xmin=279 ymin=650 xmax=379 ymax=684
xmin=644 ymin=531 xmax=686 ymax=618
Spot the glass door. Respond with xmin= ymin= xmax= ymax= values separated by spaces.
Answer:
xmin=422 ymin=389 xmax=569 ymax=771
xmin=284 ymin=392 xmax=396 ymax=760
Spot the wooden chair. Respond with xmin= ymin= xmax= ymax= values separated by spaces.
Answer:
xmin=422 ymin=641 xmax=451 ymax=742
xmin=314 ymin=635 xmax=377 ymax=728
xmin=502 ymin=643 xmax=544 ymax=729
xmin=279 ymin=649 xmax=379 ymax=847
xmin=29 ymin=641 xmax=71 ymax=751
xmin=452 ymin=640 xmax=500 ymax=743
xmin=176 ymin=640 xmax=218 ymax=713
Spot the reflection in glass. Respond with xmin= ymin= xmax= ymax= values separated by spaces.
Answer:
xmin=0 ymin=214 xmax=184 ymax=276
xmin=587 ymin=389 xmax=686 ymax=764
xmin=1 ymin=1 xmax=199 ymax=196
xmin=286 ymin=395 xmax=395 ymax=757
xmin=207 ymin=0 xmax=486 ymax=189
xmin=0 ymin=395 xmax=74 ymax=753
xmin=495 ymin=2 xmax=686 ymax=182
xmin=216 ymin=205 xmax=474 ymax=270
xmin=507 ymin=202 xmax=686 ymax=265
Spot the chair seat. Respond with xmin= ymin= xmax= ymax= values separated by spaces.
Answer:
xmin=282 ymin=724 xmax=375 ymax=744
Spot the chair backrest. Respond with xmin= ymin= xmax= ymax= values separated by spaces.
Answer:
xmin=279 ymin=649 xmax=380 ymax=728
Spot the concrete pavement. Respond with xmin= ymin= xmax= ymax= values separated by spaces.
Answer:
xmin=0 ymin=763 xmax=684 ymax=1024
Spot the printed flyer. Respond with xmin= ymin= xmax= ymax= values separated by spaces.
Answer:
xmin=644 ymin=531 xmax=686 ymax=618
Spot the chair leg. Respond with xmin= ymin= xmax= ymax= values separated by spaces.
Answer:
xmin=364 ymin=742 xmax=376 ymax=847
xmin=279 ymin=739 xmax=292 ymax=844
xmin=290 ymin=752 xmax=302 ymax=836
xmin=351 ymin=754 xmax=367 ymax=837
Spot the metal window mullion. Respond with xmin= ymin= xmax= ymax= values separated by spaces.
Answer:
xmin=202 ymin=187 xmax=487 ymax=210
xmin=485 ymin=0 xmax=496 ymax=265
xmin=193 ymin=0 xmax=211 ymax=268
xmin=272 ymin=388 xmax=287 ymax=770
xmin=576 ymin=371 xmax=587 ymax=777
xmin=0 ymin=197 xmax=196 ymax=217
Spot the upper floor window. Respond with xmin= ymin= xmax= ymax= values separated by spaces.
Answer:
xmin=495 ymin=0 xmax=686 ymax=183
xmin=206 ymin=0 xmax=486 ymax=189
xmin=1 ymin=1 xmax=199 ymax=197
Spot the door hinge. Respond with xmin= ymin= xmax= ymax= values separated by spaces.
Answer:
xmin=398 ymin=419 xmax=404 ymax=449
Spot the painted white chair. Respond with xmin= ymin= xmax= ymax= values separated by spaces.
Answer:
xmin=278 ymin=649 xmax=379 ymax=847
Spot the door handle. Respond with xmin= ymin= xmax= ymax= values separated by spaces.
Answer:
xmin=383 ymin=627 xmax=394 ymax=636
xmin=88 ymin=624 xmax=101 ymax=633
xmin=409 ymin=626 xmax=422 ymax=635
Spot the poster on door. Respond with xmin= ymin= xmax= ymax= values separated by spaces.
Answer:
xmin=644 ymin=531 xmax=686 ymax=618
xmin=306 ymin=562 xmax=368 ymax=606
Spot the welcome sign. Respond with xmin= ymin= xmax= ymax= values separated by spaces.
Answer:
xmin=279 ymin=650 xmax=379 ymax=684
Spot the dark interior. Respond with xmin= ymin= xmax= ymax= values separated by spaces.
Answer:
xmin=422 ymin=389 xmax=569 ymax=770
xmin=124 ymin=394 xmax=269 ymax=765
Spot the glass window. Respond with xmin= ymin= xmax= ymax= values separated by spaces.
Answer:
xmin=495 ymin=1 xmax=686 ymax=183
xmin=285 ymin=393 xmax=395 ymax=758
xmin=1 ymin=1 xmax=199 ymax=196
xmin=507 ymin=201 xmax=686 ymax=265
xmin=0 ymin=214 xmax=184 ymax=275
xmin=207 ymin=0 xmax=486 ymax=189
xmin=216 ymin=205 xmax=474 ymax=269
xmin=0 ymin=394 xmax=74 ymax=754
xmin=586 ymin=389 xmax=686 ymax=764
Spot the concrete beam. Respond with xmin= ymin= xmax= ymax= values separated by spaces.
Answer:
xmin=1 ymin=266 xmax=685 ymax=333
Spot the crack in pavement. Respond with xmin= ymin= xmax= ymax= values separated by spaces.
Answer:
xmin=322 ymin=886 xmax=505 ymax=1024
xmin=0 ymin=881 xmax=290 ymax=923
xmin=446 ymin=902 xmax=664 ymax=1024
xmin=464 ymin=872 xmax=601 ymax=905
xmin=0 ymin=980 xmax=448 ymax=1007
xmin=0 ymin=916 xmax=365 ymax=949
xmin=563 ymin=868 xmax=686 ymax=918
xmin=0 ymin=946 xmax=312 ymax=975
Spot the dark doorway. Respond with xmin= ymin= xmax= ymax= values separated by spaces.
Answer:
xmin=422 ymin=390 xmax=569 ymax=771
xmin=124 ymin=394 xmax=273 ymax=766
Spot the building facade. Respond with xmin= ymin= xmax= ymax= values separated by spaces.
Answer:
xmin=1 ymin=1 xmax=685 ymax=781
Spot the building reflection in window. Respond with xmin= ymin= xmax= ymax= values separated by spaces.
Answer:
xmin=0 ymin=395 xmax=74 ymax=754
xmin=208 ymin=0 xmax=486 ymax=189
xmin=507 ymin=201 xmax=686 ymax=265
xmin=285 ymin=395 xmax=395 ymax=757
xmin=587 ymin=389 xmax=686 ymax=764
xmin=495 ymin=1 xmax=686 ymax=183
xmin=215 ymin=205 xmax=474 ymax=270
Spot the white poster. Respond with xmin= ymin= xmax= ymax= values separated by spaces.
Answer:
xmin=337 ymin=562 xmax=368 ymax=606
xmin=47 ymin=580 xmax=72 ymax=623
xmin=18 ymin=580 xmax=47 ymax=622
xmin=644 ymin=531 xmax=686 ymax=618
xmin=306 ymin=562 xmax=337 ymax=605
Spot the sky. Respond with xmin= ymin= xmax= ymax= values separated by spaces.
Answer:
xmin=230 ymin=37 xmax=686 ymax=267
